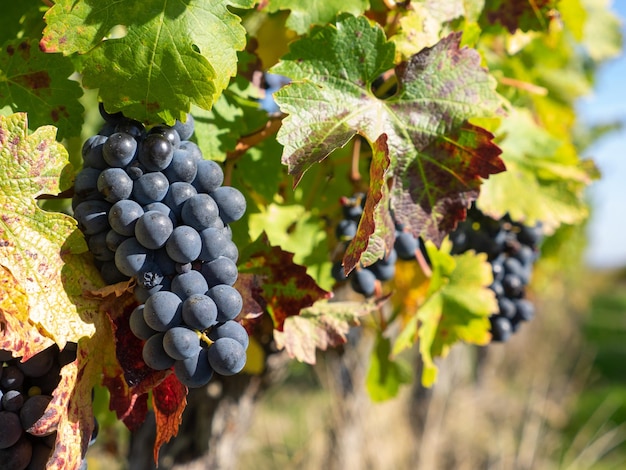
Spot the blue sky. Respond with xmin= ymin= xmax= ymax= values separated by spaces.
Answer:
xmin=581 ymin=2 xmax=626 ymax=268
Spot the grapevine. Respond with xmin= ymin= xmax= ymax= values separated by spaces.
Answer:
xmin=0 ymin=1 xmax=621 ymax=468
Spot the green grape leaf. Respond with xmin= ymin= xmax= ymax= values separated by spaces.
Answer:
xmin=0 ymin=39 xmax=84 ymax=139
xmin=480 ymin=0 xmax=558 ymax=33
xmin=274 ymin=299 xmax=375 ymax=364
xmin=265 ymin=0 xmax=370 ymax=34
xmin=0 ymin=3 xmax=47 ymax=46
xmin=366 ymin=333 xmax=412 ymax=402
xmin=343 ymin=134 xmax=395 ymax=273
xmin=393 ymin=240 xmax=496 ymax=387
xmin=273 ymin=16 xmax=505 ymax=250
xmin=0 ymin=113 xmax=98 ymax=347
xmin=477 ymin=108 xmax=593 ymax=232
xmin=581 ymin=0 xmax=623 ymax=61
xmin=239 ymin=234 xmax=332 ymax=331
xmin=41 ymin=0 xmax=255 ymax=124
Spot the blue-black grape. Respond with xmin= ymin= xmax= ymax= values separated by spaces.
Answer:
xmin=181 ymin=194 xmax=219 ymax=231
xmin=74 ymin=167 xmax=101 ymax=201
xmin=114 ymin=238 xmax=154 ymax=277
xmin=208 ymin=321 xmax=249 ymax=349
xmin=102 ymin=132 xmax=137 ymax=168
xmin=171 ymin=270 xmax=208 ymax=300
xmin=149 ymin=125 xmax=181 ymax=148
xmin=208 ymin=285 xmax=243 ymax=322
xmin=139 ymin=134 xmax=174 ymax=171
xmin=105 ymin=229 xmax=129 ymax=252
xmin=201 ymin=256 xmax=238 ymax=287
xmin=81 ymin=135 xmax=108 ymax=170
xmin=142 ymin=333 xmax=175 ymax=370
xmin=164 ymin=182 xmax=197 ymax=220
xmin=394 ymin=231 xmax=418 ymax=260
xmin=19 ymin=395 xmax=51 ymax=431
xmin=16 ymin=348 xmax=55 ymax=378
xmin=350 ymin=269 xmax=376 ymax=297
xmin=73 ymin=200 xmax=112 ymax=236
xmin=143 ymin=291 xmax=183 ymax=331
xmin=99 ymin=261 xmax=129 ymax=284
xmin=208 ymin=338 xmax=246 ymax=376
xmin=0 ymin=411 xmax=22 ymax=448
xmin=163 ymin=327 xmax=200 ymax=360
xmin=174 ymin=348 xmax=213 ymax=388
xmin=163 ymin=148 xmax=198 ymax=183
xmin=1 ymin=366 xmax=24 ymax=391
xmin=335 ymin=219 xmax=357 ymax=241
xmin=129 ymin=304 xmax=157 ymax=340
xmin=166 ymin=225 xmax=202 ymax=264
xmin=209 ymin=186 xmax=246 ymax=224
xmin=143 ymin=201 xmax=177 ymax=225
xmin=182 ymin=294 xmax=218 ymax=330
xmin=135 ymin=210 xmax=174 ymax=250
xmin=108 ymin=199 xmax=144 ymax=236
xmin=172 ymin=114 xmax=195 ymax=141
xmin=193 ymin=160 xmax=224 ymax=193
xmin=88 ymin=231 xmax=115 ymax=262
xmin=2 ymin=391 xmax=24 ymax=412
xmin=198 ymin=227 xmax=238 ymax=263
xmin=132 ymin=172 xmax=170 ymax=205
xmin=97 ymin=168 xmax=133 ymax=203
xmin=490 ymin=316 xmax=512 ymax=342
xmin=0 ymin=435 xmax=31 ymax=470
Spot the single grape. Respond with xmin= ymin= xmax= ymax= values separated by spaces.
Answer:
xmin=208 ymin=285 xmax=243 ymax=322
xmin=171 ymin=270 xmax=208 ymax=300
xmin=2 ymin=391 xmax=24 ymax=412
xmin=0 ymin=435 xmax=31 ymax=469
xmin=135 ymin=210 xmax=174 ymax=250
xmin=181 ymin=194 xmax=219 ymax=231
xmin=174 ymin=348 xmax=213 ymax=388
xmin=163 ymin=327 xmax=201 ymax=360
xmin=114 ymin=118 xmax=146 ymax=140
xmin=349 ymin=269 xmax=376 ymax=297
xmin=163 ymin=148 xmax=198 ymax=183
xmin=0 ymin=366 xmax=24 ymax=390
xmin=99 ymin=261 xmax=130 ymax=285
xmin=88 ymin=231 xmax=115 ymax=262
xmin=143 ymin=201 xmax=177 ymax=226
xmin=142 ymin=333 xmax=175 ymax=370
xmin=207 ymin=337 xmax=246 ymax=376
xmin=201 ymin=256 xmax=238 ymax=287
xmin=154 ymin=248 xmax=177 ymax=277
xmin=514 ymin=298 xmax=535 ymax=322
xmin=331 ymin=261 xmax=348 ymax=282
xmin=182 ymin=294 xmax=218 ymax=330
xmin=102 ymin=132 xmax=137 ymax=168
xmin=105 ymin=229 xmax=129 ymax=252
xmin=74 ymin=167 xmax=101 ymax=201
xmin=198 ymin=227 xmax=238 ymax=263
xmin=129 ymin=305 xmax=157 ymax=340
xmin=394 ymin=231 xmax=418 ymax=260
xmin=97 ymin=167 xmax=133 ymax=203
xmin=368 ymin=261 xmax=395 ymax=282
xmin=0 ymin=411 xmax=22 ymax=449
xmin=139 ymin=134 xmax=174 ymax=171
xmin=73 ymin=200 xmax=112 ymax=236
xmin=132 ymin=172 xmax=170 ymax=205
xmin=336 ymin=219 xmax=357 ymax=241
xmin=134 ymin=278 xmax=170 ymax=304
xmin=209 ymin=186 xmax=246 ymax=224
xmin=192 ymin=160 xmax=224 ymax=193
xmin=149 ymin=125 xmax=181 ymax=148
xmin=208 ymin=321 xmax=249 ymax=349
xmin=498 ymin=297 xmax=516 ymax=319
xmin=178 ymin=141 xmax=203 ymax=161
xmin=172 ymin=114 xmax=195 ymax=140
xmin=108 ymin=199 xmax=144 ymax=236
xmin=114 ymin=237 xmax=154 ymax=277
xmin=17 ymin=347 xmax=56 ymax=378
xmin=82 ymin=135 xmax=108 ymax=169
xmin=166 ymin=225 xmax=202 ymax=264
xmin=164 ymin=182 xmax=197 ymax=220
xmin=19 ymin=394 xmax=52 ymax=432
xmin=143 ymin=291 xmax=183 ymax=331
xmin=502 ymin=273 xmax=523 ymax=298
xmin=490 ymin=315 xmax=513 ymax=342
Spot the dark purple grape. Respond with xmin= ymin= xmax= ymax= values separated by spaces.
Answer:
xmin=172 ymin=114 xmax=195 ymax=140
xmin=97 ymin=168 xmax=133 ymax=202
xmin=174 ymin=348 xmax=213 ymax=388
xmin=143 ymin=291 xmax=182 ymax=331
xmin=139 ymin=134 xmax=174 ymax=171
xmin=166 ymin=226 xmax=202 ymax=264
xmin=163 ymin=327 xmax=201 ymax=360
xmin=108 ymin=199 xmax=143 ymax=236
xmin=208 ymin=321 xmax=249 ymax=349
xmin=349 ymin=269 xmax=376 ymax=297
xmin=209 ymin=187 xmax=246 ymax=224
xmin=135 ymin=211 xmax=174 ymax=250
xmin=163 ymin=148 xmax=198 ymax=183
xmin=19 ymin=395 xmax=51 ymax=431
xmin=182 ymin=294 xmax=218 ymax=330
xmin=193 ymin=160 xmax=223 ymax=193
xmin=208 ymin=285 xmax=243 ymax=322
xmin=132 ymin=172 xmax=169 ymax=205
xmin=201 ymin=256 xmax=238 ymax=287
xmin=102 ymin=132 xmax=137 ymax=168
xmin=142 ymin=333 xmax=175 ymax=370
xmin=207 ymin=338 xmax=246 ymax=376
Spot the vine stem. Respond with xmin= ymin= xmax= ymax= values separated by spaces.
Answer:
xmin=226 ymin=115 xmax=284 ymax=161
xmin=499 ymin=76 xmax=548 ymax=95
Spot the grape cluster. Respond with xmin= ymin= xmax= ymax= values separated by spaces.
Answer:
xmin=73 ymin=105 xmax=248 ymax=387
xmin=450 ymin=207 xmax=543 ymax=342
xmin=0 ymin=345 xmax=89 ymax=470
xmin=331 ymin=194 xmax=423 ymax=297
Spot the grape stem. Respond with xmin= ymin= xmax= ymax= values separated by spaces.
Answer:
xmin=197 ymin=330 xmax=213 ymax=348
xmin=226 ymin=115 xmax=284 ymax=161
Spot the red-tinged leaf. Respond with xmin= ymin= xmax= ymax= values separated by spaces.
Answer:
xmin=234 ymin=273 xmax=265 ymax=321
xmin=480 ymin=0 xmax=557 ymax=33
xmin=343 ymin=134 xmax=395 ymax=274
xmin=239 ymin=234 xmax=332 ymax=331
xmin=153 ymin=374 xmax=188 ymax=462
xmin=274 ymin=299 xmax=376 ymax=364
xmin=273 ymin=20 xmax=505 ymax=246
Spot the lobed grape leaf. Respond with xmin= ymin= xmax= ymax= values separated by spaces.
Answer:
xmin=0 ymin=39 xmax=83 ymax=139
xmin=392 ymin=240 xmax=496 ymax=387
xmin=480 ymin=0 xmax=557 ymax=33
xmin=272 ymin=16 xmax=505 ymax=251
xmin=41 ymin=0 xmax=255 ymax=124
xmin=265 ymin=0 xmax=370 ymax=34
xmin=477 ymin=108 xmax=594 ymax=232
xmin=274 ymin=299 xmax=375 ymax=364
xmin=152 ymin=374 xmax=188 ymax=462
xmin=0 ymin=113 xmax=97 ymax=348
xmin=238 ymin=234 xmax=332 ymax=331
xmin=342 ymin=134 xmax=395 ymax=273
